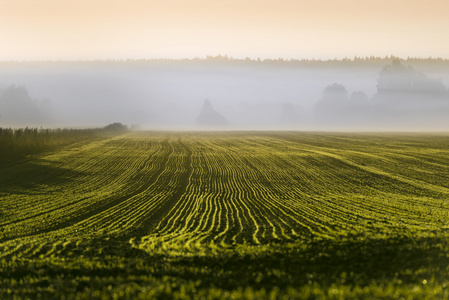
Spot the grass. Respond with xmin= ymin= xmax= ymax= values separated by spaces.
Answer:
xmin=0 ymin=131 xmax=448 ymax=299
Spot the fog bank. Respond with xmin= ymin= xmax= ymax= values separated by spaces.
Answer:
xmin=1 ymin=58 xmax=448 ymax=131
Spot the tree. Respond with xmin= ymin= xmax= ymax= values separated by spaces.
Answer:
xmin=0 ymin=85 xmax=43 ymax=126
xmin=314 ymin=83 xmax=349 ymax=125
xmin=372 ymin=60 xmax=449 ymax=128
xmin=315 ymin=84 xmax=373 ymax=127
xmin=103 ymin=122 xmax=128 ymax=132
xmin=376 ymin=59 xmax=447 ymax=97
xmin=195 ymin=99 xmax=228 ymax=127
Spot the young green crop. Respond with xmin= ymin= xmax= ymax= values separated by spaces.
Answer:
xmin=1 ymin=131 xmax=448 ymax=299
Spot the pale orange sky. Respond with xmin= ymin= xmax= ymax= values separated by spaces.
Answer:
xmin=1 ymin=0 xmax=448 ymax=60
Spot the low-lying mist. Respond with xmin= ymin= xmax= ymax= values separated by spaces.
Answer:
xmin=1 ymin=58 xmax=448 ymax=131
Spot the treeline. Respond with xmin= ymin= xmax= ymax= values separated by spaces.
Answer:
xmin=2 ymin=55 xmax=449 ymax=69
xmin=0 ymin=123 xmax=127 ymax=160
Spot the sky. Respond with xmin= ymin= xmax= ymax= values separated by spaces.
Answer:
xmin=1 ymin=0 xmax=449 ymax=61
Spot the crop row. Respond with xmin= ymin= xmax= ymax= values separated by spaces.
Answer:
xmin=1 ymin=132 xmax=449 ymax=259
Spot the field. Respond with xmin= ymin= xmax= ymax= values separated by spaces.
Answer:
xmin=1 ymin=131 xmax=449 ymax=299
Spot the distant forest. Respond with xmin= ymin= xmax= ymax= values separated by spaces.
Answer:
xmin=1 ymin=56 xmax=449 ymax=68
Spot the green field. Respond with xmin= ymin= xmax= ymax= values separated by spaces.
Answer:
xmin=1 ymin=131 xmax=449 ymax=299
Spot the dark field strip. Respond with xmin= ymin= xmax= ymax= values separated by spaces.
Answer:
xmin=1 ymin=131 xmax=449 ymax=299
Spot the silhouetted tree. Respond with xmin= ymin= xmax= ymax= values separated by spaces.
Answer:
xmin=195 ymin=99 xmax=228 ymax=127
xmin=103 ymin=122 xmax=128 ymax=132
xmin=0 ymin=85 xmax=44 ymax=126
xmin=375 ymin=60 xmax=447 ymax=102
xmin=314 ymin=83 xmax=349 ymax=125
xmin=315 ymin=84 xmax=374 ymax=127
xmin=372 ymin=60 xmax=449 ymax=128
xmin=278 ymin=102 xmax=302 ymax=125
xmin=348 ymin=91 xmax=373 ymax=124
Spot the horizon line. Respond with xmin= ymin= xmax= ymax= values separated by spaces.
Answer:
xmin=1 ymin=55 xmax=449 ymax=64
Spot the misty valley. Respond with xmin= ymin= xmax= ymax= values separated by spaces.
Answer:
xmin=1 ymin=57 xmax=449 ymax=131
